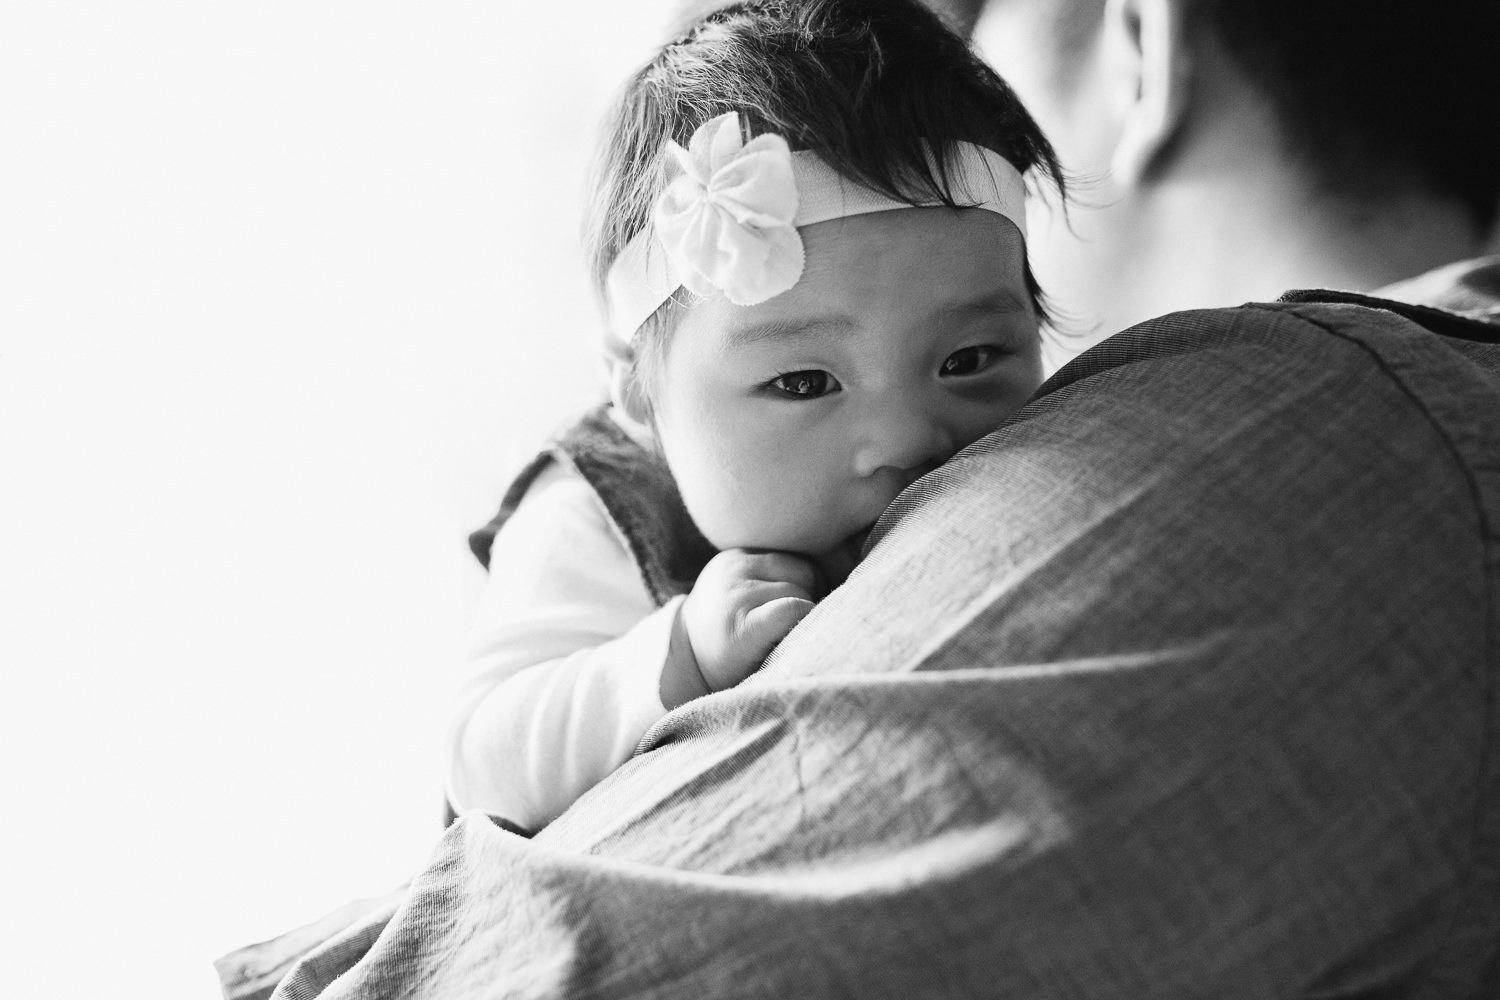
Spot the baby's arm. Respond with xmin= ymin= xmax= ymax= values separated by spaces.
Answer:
xmin=448 ymin=463 xmax=688 ymax=830
xmin=449 ymin=466 xmax=818 ymax=831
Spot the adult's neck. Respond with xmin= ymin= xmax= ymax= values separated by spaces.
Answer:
xmin=1130 ymin=162 xmax=1483 ymax=320
xmin=1036 ymin=88 xmax=1488 ymax=348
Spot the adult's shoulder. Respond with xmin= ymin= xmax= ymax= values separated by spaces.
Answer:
xmin=518 ymin=284 xmax=1500 ymax=996
xmin=1370 ymin=254 xmax=1500 ymax=323
xmin=1032 ymin=286 xmax=1500 ymax=418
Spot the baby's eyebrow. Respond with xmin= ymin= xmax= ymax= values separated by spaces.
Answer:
xmin=724 ymin=288 xmax=1032 ymax=348
xmin=724 ymin=316 xmax=853 ymax=349
xmin=946 ymin=289 xmax=1032 ymax=319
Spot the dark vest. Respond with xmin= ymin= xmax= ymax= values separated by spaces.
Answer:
xmin=469 ymin=405 xmax=717 ymax=608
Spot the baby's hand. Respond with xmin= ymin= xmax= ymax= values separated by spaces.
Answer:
xmin=680 ymin=549 xmax=817 ymax=695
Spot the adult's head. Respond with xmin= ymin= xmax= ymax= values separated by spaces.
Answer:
xmin=964 ymin=0 xmax=1500 ymax=362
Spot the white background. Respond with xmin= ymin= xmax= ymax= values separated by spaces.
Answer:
xmin=0 ymin=2 xmax=677 ymax=995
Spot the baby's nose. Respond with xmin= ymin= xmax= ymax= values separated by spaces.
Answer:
xmin=851 ymin=402 xmax=956 ymax=480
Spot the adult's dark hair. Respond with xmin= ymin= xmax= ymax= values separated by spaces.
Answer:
xmin=1188 ymin=0 xmax=1500 ymax=231
xmin=586 ymin=0 xmax=1064 ymax=366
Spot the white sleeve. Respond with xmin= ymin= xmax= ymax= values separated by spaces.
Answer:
xmin=446 ymin=461 xmax=683 ymax=830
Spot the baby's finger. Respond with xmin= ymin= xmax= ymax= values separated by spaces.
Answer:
xmin=742 ymin=578 xmax=815 ymax=607
xmin=741 ymin=595 xmax=816 ymax=653
xmin=735 ymin=550 xmax=818 ymax=593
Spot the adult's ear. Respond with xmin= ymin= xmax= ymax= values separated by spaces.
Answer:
xmin=1102 ymin=0 xmax=1192 ymax=187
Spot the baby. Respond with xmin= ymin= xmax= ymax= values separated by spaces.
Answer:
xmin=447 ymin=0 xmax=1063 ymax=832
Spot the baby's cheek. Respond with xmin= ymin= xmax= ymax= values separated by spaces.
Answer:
xmin=997 ymin=348 xmax=1047 ymax=413
xmin=660 ymin=412 xmax=838 ymax=553
xmin=704 ymin=483 xmax=828 ymax=554
xmin=673 ymin=471 xmax=771 ymax=550
xmin=672 ymin=475 xmax=738 ymax=551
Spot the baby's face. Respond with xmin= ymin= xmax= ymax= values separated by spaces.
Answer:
xmin=652 ymin=207 xmax=1042 ymax=585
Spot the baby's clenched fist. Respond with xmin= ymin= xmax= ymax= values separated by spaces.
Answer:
xmin=662 ymin=549 xmax=816 ymax=708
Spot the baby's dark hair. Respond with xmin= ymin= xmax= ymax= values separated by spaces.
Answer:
xmin=586 ymin=0 xmax=1063 ymax=399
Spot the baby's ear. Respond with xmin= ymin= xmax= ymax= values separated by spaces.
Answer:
xmin=607 ymin=353 xmax=654 ymax=429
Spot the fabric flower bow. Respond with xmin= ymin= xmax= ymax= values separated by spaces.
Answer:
xmin=653 ymin=112 xmax=803 ymax=306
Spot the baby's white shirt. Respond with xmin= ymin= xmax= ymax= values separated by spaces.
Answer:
xmin=446 ymin=459 xmax=684 ymax=830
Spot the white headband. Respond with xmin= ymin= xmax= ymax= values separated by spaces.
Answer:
xmin=605 ymin=111 xmax=1028 ymax=343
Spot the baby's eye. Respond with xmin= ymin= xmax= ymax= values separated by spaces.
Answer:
xmin=940 ymin=345 xmax=999 ymax=377
xmin=768 ymin=370 xmax=838 ymax=399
